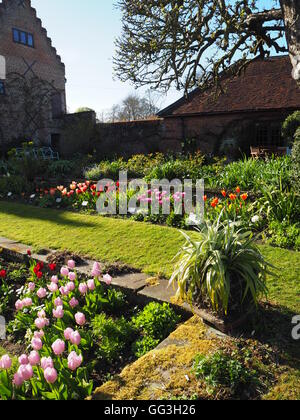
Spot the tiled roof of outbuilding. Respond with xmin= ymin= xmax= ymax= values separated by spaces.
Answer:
xmin=158 ymin=56 xmax=300 ymax=117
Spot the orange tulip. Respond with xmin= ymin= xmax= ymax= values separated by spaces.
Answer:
xmin=236 ymin=186 xmax=241 ymax=194
xmin=241 ymin=193 xmax=248 ymax=201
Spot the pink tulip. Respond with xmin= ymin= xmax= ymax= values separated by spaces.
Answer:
xmin=64 ymin=328 xmax=74 ymax=341
xmin=59 ymin=286 xmax=68 ymax=296
xmin=103 ymin=274 xmax=112 ymax=286
xmin=34 ymin=330 xmax=44 ymax=339
xmin=48 ymin=282 xmax=58 ymax=293
xmin=51 ymin=339 xmax=65 ymax=356
xmin=68 ymin=272 xmax=76 ymax=282
xmin=68 ymin=260 xmax=76 ymax=269
xmin=28 ymin=282 xmax=36 ymax=292
xmin=28 ymin=351 xmax=40 ymax=366
xmin=70 ymin=331 xmax=81 ymax=346
xmin=66 ymin=282 xmax=75 ymax=292
xmin=13 ymin=372 xmax=24 ymax=387
xmin=23 ymin=298 xmax=33 ymax=307
xmin=79 ymin=283 xmax=88 ymax=295
xmin=0 ymin=355 xmax=12 ymax=370
xmin=18 ymin=364 xmax=33 ymax=381
xmin=67 ymin=351 xmax=83 ymax=371
xmin=51 ymin=275 xmax=59 ymax=284
xmin=69 ymin=297 xmax=79 ymax=309
xmin=87 ymin=279 xmax=95 ymax=291
xmin=15 ymin=300 xmax=24 ymax=311
xmin=35 ymin=317 xmax=47 ymax=330
xmin=53 ymin=306 xmax=64 ymax=319
xmin=91 ymin=262 xmax=101 ymax=278
xmin=60 ymin=267 xmax=69 ymax=277
xmin=41 ymin=357 xmax=54 ymax=370
xmin=54 ymin=297 xmax=63 ymax=307
xmin=44 ymin=367 xmax=58 ymax=384
xmin=37 ymin=288 xmax=47 ymax=299
xmin=75 ymin=312 xmax=86 ymax=326
xmin=18 ymin=354 xmax=29 ymax=366
xmin=38 ymin=310 xmax=46 ymax=318
xmin=31 ymin=337 xmax=43 ymax=351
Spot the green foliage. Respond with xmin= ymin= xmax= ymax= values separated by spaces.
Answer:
xmin=267 ymin=221 xmax=300 ymax=251
xmin=132 ymin=302 xmax=180 ymax=345
xmin=291 ymin=138 xmax=300 ymax=193
xmin=46 ymin=160 xmax=75 ymax=178
xmin=217 ymin=156 xmax=292 ymax=192
xmin=256 ymin=184 xmax=300 ymax=225
xmin=193 ymin=350 xmax=259 ymax=396
xmin=282 ymin=111 xmax=300 ymax=143
xmin=103 ymin=289 xmax=128 ymax=313
xmin=170 ymin=218 xmax=271 ymax=316
xmin=0 ymin=175 xmax=33 ymax=195
xmin=0 ymin=160 xmax=8 ymax=176
xmin=91 ymin=314 xmax=136 ymax=363
xmin=85 ymin=159 xmax=126 ymax=181
xmin=132 ymin=336 xmax=160 ymax=358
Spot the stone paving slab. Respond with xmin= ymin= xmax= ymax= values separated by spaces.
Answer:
xmin=137 ymin=278 xmax=174 ymax=303
xmin=0 ymin=237 xmax=19 ymax=245
xmin=110 ymin=272 xmax=148 ymax=292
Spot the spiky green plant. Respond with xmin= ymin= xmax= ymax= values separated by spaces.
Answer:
xmin=170 ymin=217 xmax=272 ymax=316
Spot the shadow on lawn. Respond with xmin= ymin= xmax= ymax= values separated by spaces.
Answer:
xmin=0 ymin=201 xmax=98 ymax=229
xmin=245 ymin=303 xmax=300 ymax=368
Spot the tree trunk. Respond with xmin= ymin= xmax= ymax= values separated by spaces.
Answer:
xmin=280 ymin=0 xmax=300 ymax=81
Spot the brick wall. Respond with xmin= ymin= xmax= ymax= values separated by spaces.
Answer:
xmin=0 ymin=0 xmax=66 ymax=152
xmin=92 ymin=109 xmax=291 ymax=159
xmin=95 ymin=119 xmax=164 ymax=158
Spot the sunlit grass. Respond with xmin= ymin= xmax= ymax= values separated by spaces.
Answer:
xmin=0 ymin=202 xmax=299 ymax=313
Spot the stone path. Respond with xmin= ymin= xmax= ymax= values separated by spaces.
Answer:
xmin=0 ymin=236 xmax=178 ymax=309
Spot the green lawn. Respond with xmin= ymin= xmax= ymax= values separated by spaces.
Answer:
xmin=0 ymin=201 xmax=299 ymax=313
xmin=0 ymin=201 xmax=299 ymax=399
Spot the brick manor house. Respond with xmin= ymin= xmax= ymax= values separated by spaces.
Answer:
xmin=0 ymin=0 xmax=68 ymax=153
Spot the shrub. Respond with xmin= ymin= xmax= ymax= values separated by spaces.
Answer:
xmin=0 ymin=175 xmax=33 ymax=195
xmin=85 ymin=159 xmax=126 ymax=180
xmin=91 ymin=314 xmax=136 ymax=362
xmin=282 ymin=111 xmax=300 ymax=144
xmin=170 ymin=218 xmax=271 ymax=316
xmin=0 ymin=160 xmax=8 ymax=176
xmin=268 ymin=221 xmax=300 ymax=251
xmin=291 ymin=137 xmax=300 ymax=193
xmin=47 ymin=160 xmax=75 ymax=178
xmin=132 ymin=302 xmax=180 ymax=342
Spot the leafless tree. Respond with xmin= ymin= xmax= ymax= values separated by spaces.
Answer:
xmin=108 ymin=92 xmax=160 ymax=122
xmin=114 ymin=0 xmax=300 ymax=92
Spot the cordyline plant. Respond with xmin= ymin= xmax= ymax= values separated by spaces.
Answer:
xmin=170 ymin=215 xmax=274 ymax=316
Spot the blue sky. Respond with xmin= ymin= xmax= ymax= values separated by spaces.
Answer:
xmin=31 ymin=0 xmax=282 ymax=117
xmin=31 ymin=0 xmax=181 ymax=116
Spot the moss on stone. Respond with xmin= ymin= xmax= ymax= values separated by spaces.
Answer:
xmin=92 ymin=316 xmax=222 ymax=400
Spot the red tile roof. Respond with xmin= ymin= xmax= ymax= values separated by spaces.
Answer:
xmin=159 ymin=56 xmax=300 ymax=117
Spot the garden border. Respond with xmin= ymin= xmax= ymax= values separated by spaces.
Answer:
xmin=0 ymin=236 xmax=247 ymax=333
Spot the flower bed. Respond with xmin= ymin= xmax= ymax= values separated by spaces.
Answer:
xmin=0 ymin=255 xmax=180 ymax=400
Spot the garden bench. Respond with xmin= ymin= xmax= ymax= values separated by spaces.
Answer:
xmin=250 ymin=146 xmax=288 ymax=158
xmin=15 ymin=147 xmax=59 ymax=160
